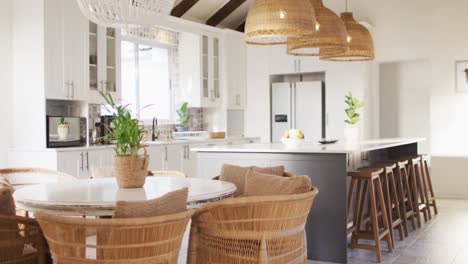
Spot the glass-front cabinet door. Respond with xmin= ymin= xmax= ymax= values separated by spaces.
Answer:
xmin=87 ymin=22 xmax=121 ymax=103
xmin=201 ymin=35 xmax=209 ymax=100
xmin=213 ymin=37 xmax=220 ymax=101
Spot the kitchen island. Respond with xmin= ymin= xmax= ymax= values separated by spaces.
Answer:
xmin=192 ymin=138 xmax=425 ymax=263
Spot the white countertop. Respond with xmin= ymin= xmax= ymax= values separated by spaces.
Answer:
xmin=13 ymin=137 xmax=259 ymax=152
xmin=191 ymin=138 xmax=425 ymax=154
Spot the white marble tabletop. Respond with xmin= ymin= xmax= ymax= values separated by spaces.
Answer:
xmin=13 ymin=177 xmax=236 ymax=216
xmin=192 ymin=138 xmax=425 ymax=154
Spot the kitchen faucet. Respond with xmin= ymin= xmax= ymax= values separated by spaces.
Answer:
xmin=152 ymin=117 xmax=160 ymax=141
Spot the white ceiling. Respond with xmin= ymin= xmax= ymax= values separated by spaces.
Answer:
xmin=172 ymin=0 xmax=374 ymax=30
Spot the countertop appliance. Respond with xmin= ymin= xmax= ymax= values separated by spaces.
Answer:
xmin=99 ymin=115 xmax=114 ymax=144
xmin=47 ymin=116 xmax=86 ymax=148
xmin=271 ymin=81 xmax=325 ymax=143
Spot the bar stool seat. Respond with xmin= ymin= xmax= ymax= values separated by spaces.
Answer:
xmin=348 ymin=168 xmax=393 ymax=263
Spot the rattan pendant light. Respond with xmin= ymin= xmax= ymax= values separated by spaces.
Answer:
xmin=287 ymin=0 xmax=349 ymax=56
xmin=245 ymin=0 xmax=317 ymax=45
xmin=320 ymin=12 xmax=375 ymax=61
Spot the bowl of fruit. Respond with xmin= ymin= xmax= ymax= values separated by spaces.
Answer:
xmin=281 ymin=129 xmax=305 ymax=148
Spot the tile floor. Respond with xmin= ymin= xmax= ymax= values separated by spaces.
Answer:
xmin=180 ymin=199 xmax=468 ymax=264
xmin=309 ymin=199 xmax=468 ymax=264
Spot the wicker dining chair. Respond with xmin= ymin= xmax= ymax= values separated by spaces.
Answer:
xmin=0 ymin=168 xmax=77 ymax=189
xmin=35 ymin=210 xmax=194 ymax=263
xmin=148 ymin=171 xmax=187 ymax=178
xmin=187 ymin=187 xmax=319 ymax=264
xmin=0 ymin=213 xmax=48 ymax=264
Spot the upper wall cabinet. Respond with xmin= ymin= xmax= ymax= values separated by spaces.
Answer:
xmin=87 ymin=22 xmax=122 ymax=104
xmin=179 ymin=32 xmax=222 ymax=108
xmin=45 ymin=0 xmax=87 ymax=101
xmin=268 ymin=45 xmax=319 ymax=75
xmin=223 ymin=30 xmax=247 ymax=110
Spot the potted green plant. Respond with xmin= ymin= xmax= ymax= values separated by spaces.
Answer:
xmin=344 ymin=92 xmax=364 ymax=142
xmin=57 ymin=117 xmax=69 ymax=140
xmin=176 ymin=102 xmax=190 ymax=132
xmin=100 ymin=91 xmax=149 ymax=188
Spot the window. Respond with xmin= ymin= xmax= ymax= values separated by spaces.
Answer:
xmin=121 ymin=40 xmax=174 ymax=123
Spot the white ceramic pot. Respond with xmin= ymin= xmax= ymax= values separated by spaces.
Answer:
xmin=57 ymin=124 xmax=69 ymax=140
xmin=344 ymin=124 xmax=360 ymax=143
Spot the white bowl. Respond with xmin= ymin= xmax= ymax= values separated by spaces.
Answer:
xmin=281 ymin=137 xmax=304 ymax=148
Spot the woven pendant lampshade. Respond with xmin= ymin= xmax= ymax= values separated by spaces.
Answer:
xmin=245 ymin=0 xmax=317 ymax=45
xmin=287 ymin=0 xmax=348 ymax=56
xmin=320 ymin=12 xmax=374 ymax=61
xmin=76 ymin=0 xmax=176 ymax=28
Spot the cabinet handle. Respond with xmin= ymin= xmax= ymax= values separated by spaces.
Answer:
xmin=70 ymin=81 xmax=74 ymax=99
xmin=100 ymin=81 xmax=105 ymax=93
xmin=80 ymin=152 xmax=84 ymax=171
xmin=236 ymin=94 xmax=241 ymax=106
xmin=164 ymin=147 xmax=168 ymax=161
xmin=65 ymin=81 xmax=70 ymax=98
xmin=186 ymin=145 xmax=190 ymax=160
xmin=298 ymin=60 xmax=301 ymax=72
xmin=86 ymin=151 xmax=89 ymax=170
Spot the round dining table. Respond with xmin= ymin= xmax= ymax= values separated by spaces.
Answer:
xmin=13 ymin=177 xmax=237 ymax=216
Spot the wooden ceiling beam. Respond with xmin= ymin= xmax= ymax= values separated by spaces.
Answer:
xmin=236 ymin=20 xmax=246 ymax=32
xmin=171 ymin=0 xmax=200 ymax=18
xmin=206 ymin=0 xmax=246 ymax=27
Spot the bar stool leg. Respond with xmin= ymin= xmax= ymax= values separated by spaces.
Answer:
xmin=423 ymin=158 xmax=438 ymax=215
xmin=401 ymin=166 xmax=418 ymax=231
xmin=408 ymin=163 xmax=422 ymax=227
xmin=368 ymin=178 xmax=382 ymax=263
xmin=375 ymin=177 xmax=393 ymax=252
xmin=389 ymin=170 xmax=404 ymax=241
xmin=417 ymin=160 xmax=432 ymax=220
xmin=382 ymin=172 xmax=395 ymax=243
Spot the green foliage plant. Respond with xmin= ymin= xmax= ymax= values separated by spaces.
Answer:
xmin=176 ymin=102 xmax=190 ymax=126
xmin=100 ymin=91 xmax=145 ymax=157
xmin=344 ymin=92 xmax=364 ymax=125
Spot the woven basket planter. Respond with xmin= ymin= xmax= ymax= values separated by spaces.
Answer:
xmin=114 ymin=147 xmax=149 ymax=188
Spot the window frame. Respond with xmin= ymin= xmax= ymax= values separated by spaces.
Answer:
xmin=120 ymin=36 xmax=175 ymax=125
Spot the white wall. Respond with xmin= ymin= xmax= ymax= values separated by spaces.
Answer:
xmin=369 ymin=0 xmax=468 ymax=198
xmin=379 ymin=60 xmax=431 ymax=154
xmin=11 ymin=0 xmax=46 ymax=150
xmin=0 ymin=0 xmax=13 ymax=167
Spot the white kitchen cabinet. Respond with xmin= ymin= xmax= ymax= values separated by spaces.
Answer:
xmin=87 ymin=22 xmax=122 ymax=104
xmin=147 ymin=145 xmax=165 ymax=171
xmin=179 ymin=32 xmax=222 ymax=108
xmin=164 ymin=145 xmax=184 ymax=171
xmin=223 ymin=30 xmax=247 ymax=109
xmin=44 ymin=0 xmax=87 ymax=101
xmin=268 ymin=45 xmax=320 ymax=75
xmin=57 ymin=148 xmax=115 ymax=179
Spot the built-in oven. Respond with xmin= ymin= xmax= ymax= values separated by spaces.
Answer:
xmin=46 ymin=116 xmax=87 ymax=148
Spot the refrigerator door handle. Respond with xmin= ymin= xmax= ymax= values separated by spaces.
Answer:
xmin=290 ymin=83 xmax=294 ymax=129
xmin=293 ymin=83 xmax=297 ymax=129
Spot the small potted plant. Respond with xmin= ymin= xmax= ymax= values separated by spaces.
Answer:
xmin=176 ymin=102 xmax=190 ymax=132
xmin=344 ymin=92 xmax=364 ymax=142
xmin=57 ymin=117 xmax=69 ymax=140
xmin=101 ymin=91 xmax=149 ymax=188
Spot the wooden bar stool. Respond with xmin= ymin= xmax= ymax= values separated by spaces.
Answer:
xmin=348 ymin=168 xmax=393 ymax=263
xmin=407 ymin=156 xmax=430 ymax=226
xmin=420 ymin=155 xmax=438 ymax=215
xmin=393 ymin=160 xmax=417 ymax=236
xmin=370 ymin=163 xmax=405 ymax=244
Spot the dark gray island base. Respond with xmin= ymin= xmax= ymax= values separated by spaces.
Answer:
xmin=193 ymin=139 xmax=424 ymax=263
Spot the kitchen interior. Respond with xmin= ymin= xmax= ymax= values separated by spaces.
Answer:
xmin=1 ymin=0 xmax=468 ymax=263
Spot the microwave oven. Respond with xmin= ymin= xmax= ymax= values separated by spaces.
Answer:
xmin=46 ymin=116 xmax=87 ymax=148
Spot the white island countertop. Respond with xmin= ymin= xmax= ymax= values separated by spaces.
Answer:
xmin=191 ymin=138 xmax=425 ymax=154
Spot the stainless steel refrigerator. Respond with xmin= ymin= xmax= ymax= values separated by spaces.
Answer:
xmin=271 ymin=81 xmax=325 ymax=143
